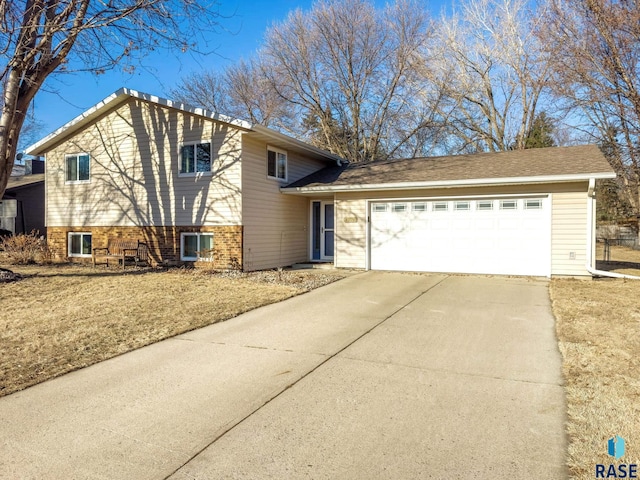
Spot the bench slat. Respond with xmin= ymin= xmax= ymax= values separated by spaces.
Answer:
xmin=92 ymin=239 xmax=149 ymax=270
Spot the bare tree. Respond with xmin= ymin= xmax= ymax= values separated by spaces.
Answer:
xmin=425 ymin=0 xmax=554 ymax=153
xmin=0 ymin=0 xmax=224 ymax=199
xmin=542 ymin=0 xmax=640 ymax=236
xmin=259 ymin=0 xmax=440 ymax=163
xmin=171 ymin=59 xmax=296 ymax=131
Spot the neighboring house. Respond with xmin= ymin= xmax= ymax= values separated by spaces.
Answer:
xmin=1 ymin=160 xmax=45 ymax=235
xmin=26 ymin=88 xmax=615 ymax=276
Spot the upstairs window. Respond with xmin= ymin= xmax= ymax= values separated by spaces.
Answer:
xmin=66 ymin=154 xmax=90 ymax=183
xmin=267 ymin=146 xmax=287 ymax=181
xmin=180 ymin=142 xmax=211 ymax=175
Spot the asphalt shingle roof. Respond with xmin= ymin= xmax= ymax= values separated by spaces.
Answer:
xmin=284 ymin=145 xmax=614 ymax=190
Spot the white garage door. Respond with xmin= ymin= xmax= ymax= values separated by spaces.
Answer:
xmin=370 ymin=197 xmax=551 ymax=276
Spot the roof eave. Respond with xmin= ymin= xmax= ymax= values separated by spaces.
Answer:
xmin=280 ymin=172 xmax=618 ymax=194
xmin=25 ymin=88 xmax=254 ymax=156
xmin=250 ymin=125 xmax=345 ymax=165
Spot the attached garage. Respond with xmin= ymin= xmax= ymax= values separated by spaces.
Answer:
xmin=282 ymin=145 xmax=617 ymax=277
xmin=369 ymin=196 xmax=551 ymax=276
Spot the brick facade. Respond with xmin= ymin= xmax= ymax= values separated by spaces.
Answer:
xmin=47 ymin=225 xmax=243 ymax=270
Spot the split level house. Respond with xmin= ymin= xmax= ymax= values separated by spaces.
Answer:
xmin=26 ymin=88 xmax=616 ymax=277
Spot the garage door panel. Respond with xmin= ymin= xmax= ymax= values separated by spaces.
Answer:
xmin=370 ymin=197 xmax=551 ymax=276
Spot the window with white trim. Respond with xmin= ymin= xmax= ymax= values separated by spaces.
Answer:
xmin=477 ymin=200 xmax=494 ymax=211
xmin=180 ymin=232 xmax=214 ymax=261
xmin=412 ymin=202 xmax=427 ymax=212
xmin=500 ymin=199 xmax=518 ymax=210
xmin=433 ymin=202 xmax=448 ymax=212
xmin=68 ymin=232 xmax=92 ymax=257
xmin=180 ymin=141 xmax=211 ymax=175
xmin=454 ymin=201 xmax=470 ymax=211
xmin=267 ymin=146 xmax=287 ymax=181
xmin=373 ymin=203 xmax=388 ymax=212
xmin=66 ymin=154 xmax=90 ymax=183
xmin=392 ymin=203 xmax=407 ymax=212
xmin=524 ymin=199 xmax=543 ymax=210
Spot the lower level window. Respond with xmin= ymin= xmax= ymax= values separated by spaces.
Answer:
xmin=181 ymin=232 xmax=214 ymax=261
xmin=68 ymin=232 xmax=92 ymax=257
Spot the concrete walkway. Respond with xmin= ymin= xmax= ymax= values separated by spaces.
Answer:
xmin=0 ymin=272 xmax=566 ymax=479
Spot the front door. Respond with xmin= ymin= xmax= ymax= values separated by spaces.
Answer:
xmin=311 ymin=201 xmax=334 ymax=261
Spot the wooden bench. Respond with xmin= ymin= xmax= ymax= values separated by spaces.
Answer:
xmin=92 ymin=239 xmax=149 ymax=270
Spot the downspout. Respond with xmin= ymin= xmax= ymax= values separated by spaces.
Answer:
xmin=585 ymin=177 xmax=640 ymax=280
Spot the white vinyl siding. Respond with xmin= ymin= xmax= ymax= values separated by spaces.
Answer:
xmin=551 ymin=191 xmax=589 ymax=276
xmin=45 ymin=98 xmax=243 ymax=228
xmin=241 ymin=136 xmax=327 ymax=271
xmin=334 ymin=197 xmax=367 ymax=268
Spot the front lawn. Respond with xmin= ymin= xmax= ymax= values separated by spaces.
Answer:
xmin=0 ymin=264 xmax=346 ymax=397
xmin=551 ymin=247 xmax=640 ymax=478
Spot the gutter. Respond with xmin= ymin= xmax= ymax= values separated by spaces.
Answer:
xmin=281 ymin=172 xmax=617 ymax=194
xmin=585 ymin=177 xmax=640 ymax=280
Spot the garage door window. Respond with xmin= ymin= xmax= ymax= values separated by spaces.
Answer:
xmin=525 ymin=199 xmax=543 ymax=209
xmin=433 ymin=202 xmax=448 ymax=212
xmin=500 ymin=200 xmax=518 ymax=210
xmin=454 ymin=201 xmax=470 ymax=211
xmin=412 ymin=203 xmax=427 ymax=212
xmin=373 ymin=204 xmax=388 ymax=212
xmin=477 ymin=200 xmax=493 ymax=211
xmin=392 ymin=203 xmax=407 ymax=212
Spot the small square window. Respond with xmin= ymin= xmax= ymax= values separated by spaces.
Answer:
xmin=392 ymin=203 xmax=407 ymax=212
xmin=412 ymin=203 xmax=427 ymax=212
xmin=180 ymin=142 xmax=211 ymax=175
xmin=500 ymin=200 xmax=518 ymax=210
xmin=477 ymin=200 xmax=493 ymax=211
xmin=433 ymin=202 xmax=448 ymax=212
xmin=524 ymin=199 xmax=543 ymax=210
xmin=181 ymin=232 xmax=214 ymax=261
xmin=65 ymin=154 xmax=90 ymax=183
xmin=454 ymin=201 xmax=470 ymax=211
xmin=373 ymin=204 xmax=388 ymax=212
xmin=267 ymin=147 xmax=287 ymax=181
xmin=68 ymin=232 xmax=92 ymax=257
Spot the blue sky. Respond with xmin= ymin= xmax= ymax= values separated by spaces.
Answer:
xmin=29 ymin=0 xmax=444 ymax=145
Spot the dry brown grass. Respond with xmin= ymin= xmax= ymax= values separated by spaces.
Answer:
xmin=596 ymin=243 xmax=640 ymax=276
xmin=0 ymin=264 xmax=346 ymax=397
xmin=551 ymin=276 xmax=640 ymax=478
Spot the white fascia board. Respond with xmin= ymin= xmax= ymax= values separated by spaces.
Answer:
xmin=281 ymin=172 xmax=617 ymax=194
xmin=25 ymin=87 xmax=253 ymax=156
xmin=252 ymin=125 xmax=345 ymax=165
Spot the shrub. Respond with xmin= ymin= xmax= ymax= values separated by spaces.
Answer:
xmin=0 ymin=231 xmax=54 ymax=265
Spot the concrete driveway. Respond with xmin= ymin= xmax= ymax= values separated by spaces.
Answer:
xmin=0 ymin=272 xmax=566 ymax=479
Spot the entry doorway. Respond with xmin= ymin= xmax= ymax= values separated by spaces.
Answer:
xmin=311 ymin=200 xmax=334 ymax=261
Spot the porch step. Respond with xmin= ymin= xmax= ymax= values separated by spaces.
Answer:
xmin=290 ymin=262 xmax=335 ymax=270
